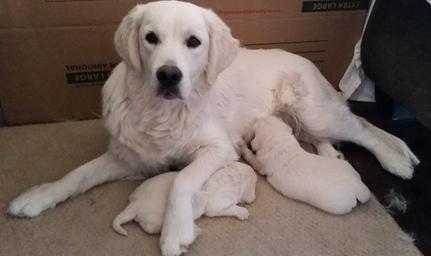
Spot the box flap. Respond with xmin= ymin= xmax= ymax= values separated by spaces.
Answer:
xmin=5 ymin=0 xmax=369 ymax=28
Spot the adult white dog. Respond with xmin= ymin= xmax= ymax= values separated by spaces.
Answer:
xmin=8 ymin=1 xmax=419 ymax=255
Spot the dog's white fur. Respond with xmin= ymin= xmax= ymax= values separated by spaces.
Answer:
xmin=8 ymin=1 xmax=419 ymax=255
xmin=112 ymin=162 xmax=257 ymax=236
xmin=241 ymin=116 xmax=371 ymax=214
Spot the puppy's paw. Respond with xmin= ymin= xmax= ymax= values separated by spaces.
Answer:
xmin=243 ymin=191 xmax=256 ymax=204
xmin=138 ymin=220 xmax=162 ymax=234
xmin=335 ymin=151 xmax=345 ymax=160
xmin=317 ymin=143 xmax=345 ymax=160
xmin=8 ymin=183 xmax=58 ymax=218
xmin=235 ymin=207 xmax=250 ymax=220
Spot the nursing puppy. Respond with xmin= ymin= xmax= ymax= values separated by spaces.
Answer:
xmin=241 ymin=116 xmax=371 ymax=214
xmin=112 ymin=162 xmax=257 ymax=236
xmin=8 ymin=1 xmax=419 ymax=255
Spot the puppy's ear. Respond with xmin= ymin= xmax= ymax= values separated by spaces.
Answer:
xmin=242 ymin=127 xmax=256 ymax=146
xmin=203 ymin=9 xmax=240 ymax=85
xmin=114 ymin=5 xmax=145 ymax=71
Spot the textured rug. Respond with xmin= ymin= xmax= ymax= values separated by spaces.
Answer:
xmin=0 ymin=120 xmax=422 ymax=256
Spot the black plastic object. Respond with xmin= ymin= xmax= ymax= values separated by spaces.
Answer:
xmin=361 ymin=0 xmax=431 ymax=128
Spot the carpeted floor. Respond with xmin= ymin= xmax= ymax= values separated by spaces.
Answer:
xmin=0 ymin=119 xmax=423 ymax=256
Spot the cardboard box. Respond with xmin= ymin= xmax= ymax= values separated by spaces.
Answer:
xmin=0 ymin=0 xmax=369 ymax=125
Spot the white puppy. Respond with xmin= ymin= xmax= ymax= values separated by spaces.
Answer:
xmin=8 ymin=1 xmax=418 ymax=255
xmin=112 ymin=162 xmax=257 ymax=236
xmin=241 ymin=116 xmax=371 ymax=214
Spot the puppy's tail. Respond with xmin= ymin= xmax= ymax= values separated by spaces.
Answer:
xmin=112 ymin=203 xmax=138 ymax=236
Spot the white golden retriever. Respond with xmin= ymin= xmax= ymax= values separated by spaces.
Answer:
xmin=8 ymin=1 xmax=419 ymax=255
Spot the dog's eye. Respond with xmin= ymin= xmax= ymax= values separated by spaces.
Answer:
xmin=145 ymin=32 xmax=159 ymax=45
xmin=186 ymin=36 xmax=201 ymax=48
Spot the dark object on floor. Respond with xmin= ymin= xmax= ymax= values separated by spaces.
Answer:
xmin=348 ymin=101 xmax=431 ymax=255
xmin=361 ymin=0 xmax=431 ymax=128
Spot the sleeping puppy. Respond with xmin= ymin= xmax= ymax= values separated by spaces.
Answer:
xmin=241 ymin=116 xmax=371 ymax=214
xmin=113 ymin=162 xmax=257 ymax=236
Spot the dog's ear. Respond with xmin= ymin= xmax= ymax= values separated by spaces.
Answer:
xmin=114 ymin=5 xmax=145 ymax=72
xmin=203 ymin=9 xmax=240 ymax=85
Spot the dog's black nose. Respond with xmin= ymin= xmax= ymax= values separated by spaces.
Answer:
xmin=156 ymin=65 xmax=182 ymax=87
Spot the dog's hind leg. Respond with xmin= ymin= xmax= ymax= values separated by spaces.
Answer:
xmin=8 ymin=152 xmax=132 ymax=218
xmin=285 ymin=67 xmax=419 ymax=179
xmin=302 ymin=102 xmax=419 ymax=179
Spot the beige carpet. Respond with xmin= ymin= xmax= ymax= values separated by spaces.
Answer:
xmin=0 ymin=120 xmax=422 ymax=256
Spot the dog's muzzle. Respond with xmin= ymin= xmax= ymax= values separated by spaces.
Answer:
xmin=156 ymin=65 xmax=183 ymax=100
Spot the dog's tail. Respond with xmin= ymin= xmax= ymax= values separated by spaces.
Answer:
xmin=112 ymin=203 xmax=138 ymax=236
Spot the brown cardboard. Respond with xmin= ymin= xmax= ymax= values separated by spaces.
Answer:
xmin=229 ymin=13 xmax=365 ymax=83
xmin=5 ymin=0 xmax=367 ymax=28
xmin=5 ymin=0 xmax=136 ymax=28
xmin=0 ymin=0 xmax=368 ymax=125
xmin=0 ymin=1 xmax=11 ymax=28
xmin=0 ymin=26 xmax=118 ymax=124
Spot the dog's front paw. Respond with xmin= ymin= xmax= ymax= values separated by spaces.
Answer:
xmin=160 ymin=225 xmax=196 ymax=256
xmin=8 ymin=183 xmax=58 ymax=218
xmin=160 ymin=212 xmax=197 ymax=256
xmin=160 ymin=237 xmax=188 ymax=256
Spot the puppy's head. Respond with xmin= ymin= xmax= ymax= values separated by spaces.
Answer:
xmin=115 ymin=1 xmax=239 ymax=101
